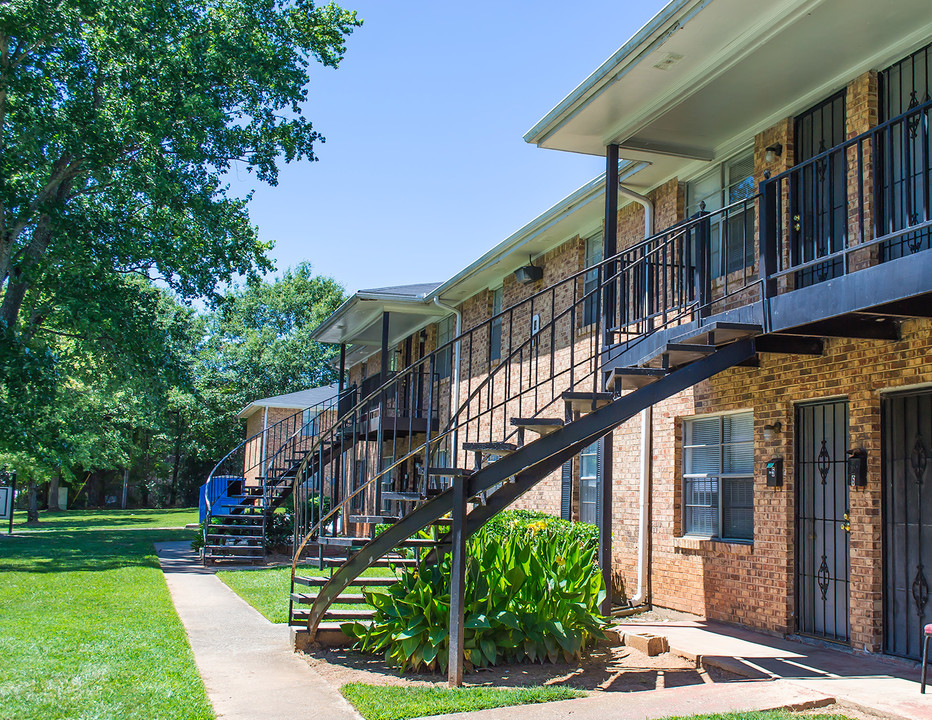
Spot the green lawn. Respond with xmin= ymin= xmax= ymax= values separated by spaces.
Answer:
xmin=11 ymin=506 xmax=200 ymax=531
xmin=340 ymin=683 xmax=586 ymax=720
xmin=217 ymin=563 xmax=397 ymax=624
xmin=0 ymin=509 xmax=213 ymax=720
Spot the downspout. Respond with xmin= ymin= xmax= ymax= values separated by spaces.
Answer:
xmin=432 ymin=297 xmax=462 ymax=463
xmin=619 ymin=183 xmax=653 ymax=607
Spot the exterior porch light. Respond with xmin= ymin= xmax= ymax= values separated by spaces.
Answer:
xmin=514 ymin=255 xmax=543 ymax=285
xmin=763 ymin=421 xmax=783 ymax=441
xmin=764 ymin=143 xmax=783 ymax=164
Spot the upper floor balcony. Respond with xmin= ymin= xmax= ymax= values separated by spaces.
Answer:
xmin=604 ymin=95 xmax=932 ymax=370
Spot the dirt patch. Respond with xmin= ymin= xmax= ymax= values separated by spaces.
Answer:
xmin=301 ymin=640 xmax=742 ymax=693
xmin=617 ymin=606 xmax=704 ymax=625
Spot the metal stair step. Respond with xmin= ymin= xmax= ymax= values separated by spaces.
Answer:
xmin=604 ymin=367 xmax=669 ymax=392
xmin=426 ymin=467 xmax=473 ymax=477
xmin=294 ymin=575 xmax=397 ymax=588
xmin=668 ymin=321 xmax=762 ymax=348
xmin=348 ymin=515 xmax=401 ymax=524
xmin=318 ymin=555 xmax=417 ymax=568
xmin=462 ymin=442 xmax=517 ymax=456
xmin=646 ymin=343 xmax=716 ymax=369
xmin=206 ymin=533 xmax=262 ymax=541
xmin=209 ymin=522 xmax=263 ymax=531
xmin=318 ymin=536 xmax=444 ymax=549
xmin=381 ymin=491 xmax=426 ymax=502
xmin=322 ymin=608 xmax=375 ymax=621
xmin=204 ymin=546 xmax=264 ymax=556
xmin=291 ymin=593 xmax=369 ymax=605
xmin=510 ymin=417 xmax=563 ymax=435
xmin=562 ymin=391 xmax=613 ymax=413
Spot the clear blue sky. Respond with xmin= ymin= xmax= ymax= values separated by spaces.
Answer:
xmin=228 ymin=1 xmax=668 ymax=294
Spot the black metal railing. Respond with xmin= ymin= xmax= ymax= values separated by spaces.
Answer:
xmin=760 ymin=95 xmax=932 ymax=292
xmin=201 ymin=389 xmax=345 ymax=551
xmin=286 ymin=196 xmax=767 ymax=580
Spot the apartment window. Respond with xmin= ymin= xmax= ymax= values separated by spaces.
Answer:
xmin=583 ymin=233 xmax=603 ymax=326
xmin=687 ymin=152 xmax=756 ymax=278
xmin=435 ymin=316 xmax=454 ymax=379
xmin=682 ymin=412 xmax=754 ymax=540
xmin=489 ymin=287 xmax=503 ymax=363
xmin=578 ymin=441 xmax=600 ymax=525
xmin=301 ymin=410 xmax=319 ymax=437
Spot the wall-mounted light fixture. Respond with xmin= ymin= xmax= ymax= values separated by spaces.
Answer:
xmin=763 ymin=421 xmax=783 ymax=441
xmin=514 ymin=255 xmax=543 ymax=285
xmin=764 ymin=143 xmax=783 ymax=164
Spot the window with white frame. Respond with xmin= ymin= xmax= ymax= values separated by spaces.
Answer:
xmin=435 ymin=316 xmax=454 ymax=379
xmin=583 ymin=233 xmax=603 ymax=326
xmin=578 ymin=441 xmax=599 ymax=525
xmin=489 ymin=286 xmax=503 ymax=363
xmin=686 ymin=152 xmax=756 ymax=278
xmin=682 ymin=412 xmax=754 ymax=540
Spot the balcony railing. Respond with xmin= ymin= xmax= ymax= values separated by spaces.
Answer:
xmin=760 ymin=95 xmax=932 ymax=294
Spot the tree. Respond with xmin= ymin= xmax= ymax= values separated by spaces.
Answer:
xmin=0 ymin=0 xmax=360 ymax=334
xmin=0 ymin=0 xmax=360 ymax=465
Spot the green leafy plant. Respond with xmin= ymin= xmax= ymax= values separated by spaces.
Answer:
xmin=343 ymin=518 xmax=606 ymax=673
xmin=265 ymin=495 xmax=330 ymax=550
xmin=481 ymin=509 xmax=598 ymax=549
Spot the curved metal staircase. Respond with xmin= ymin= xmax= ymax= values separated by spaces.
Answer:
xmin=201 ymin=390 xmax=346 ymax=564
xmin=285 ymin=196 xmax=770 ymax=643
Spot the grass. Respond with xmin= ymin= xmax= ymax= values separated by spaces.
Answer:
xmin=217 ymin=563 xmax=397 ymax=624
xmin=11 ymin=506 xmax=200 ymax=530
xmin=0 ymin=509 xmax=213 ymax=720
xmin=340 ymin=683 xmax=586 ymax=720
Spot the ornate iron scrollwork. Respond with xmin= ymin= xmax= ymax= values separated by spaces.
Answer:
xmin=913 ymin=564 xmax=929 ymax=616
xmin=911 ymin=433 xmax=928 ymax=485
xmin=817 ymin=555 xmax=831 ymax=601
xmin=817 ymin=439 xmax=831 ymax=484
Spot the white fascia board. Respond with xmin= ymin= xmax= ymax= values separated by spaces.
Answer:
xmin=523 ymin=0 xmax=707 ymax=147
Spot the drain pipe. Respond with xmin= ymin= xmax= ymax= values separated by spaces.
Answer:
xmin=619 ymin=183 xmax=653 ymax=607
xmin=432 ymin=297 xmax=462 ymax=462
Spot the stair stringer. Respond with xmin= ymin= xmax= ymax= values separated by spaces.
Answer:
xmin=302 ymin=338 xmax=757 ymax=639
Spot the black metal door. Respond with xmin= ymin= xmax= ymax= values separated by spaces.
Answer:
xmin=792 ymin=92 xmax=847 ymax=287
xmin=878 ymin=43 xmax=932 ymax=261
xmin=796 ymin=399 xmax=850 ymax=642
xmin=883 ymin=389 xmax=932 ymax=660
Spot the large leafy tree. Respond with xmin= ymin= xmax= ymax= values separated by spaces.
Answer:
xmin=0 ymin=0 xmax=359 ymax=333
xmin=0 ymin=0 xmax=359 ymax=468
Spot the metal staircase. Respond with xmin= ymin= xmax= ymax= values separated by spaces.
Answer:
xmin=200 ymin=391 xmax=345 ymax=564
xmin=284 ymin=197 xmax=772 ymax=642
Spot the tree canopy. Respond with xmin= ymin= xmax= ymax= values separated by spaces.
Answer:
xmin=0 ymin=0 xmax=359 ymax=500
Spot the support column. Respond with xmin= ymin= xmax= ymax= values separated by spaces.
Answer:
xmin=599 ymin=144 xmax=619 ymax=615
xmin=599 ymin=436 xmax=613 ymax=615
xmin=375 ymin=313 xmax=390 ymax=511
xmin=448 ymin=475 xmax=467 ymax=687
xmin=338 ymin=343 xmax=346 ymax=393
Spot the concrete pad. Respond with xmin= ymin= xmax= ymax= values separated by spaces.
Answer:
xmin=156 ymin=541 xmax=361 ymax=720
xmin=617 ymin=619 xmax=932 ymax=720
xmin=418 ymin=678 xmax=834 ymax=720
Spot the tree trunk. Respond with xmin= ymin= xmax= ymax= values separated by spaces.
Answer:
xmin=48 ymin=473 xmax=60 ymax=511
xmin=26 ymin=478 xmax=39 ymax=524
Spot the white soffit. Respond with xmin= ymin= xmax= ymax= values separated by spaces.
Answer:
xmin=529 ymin=0 xmax=932 ymax=161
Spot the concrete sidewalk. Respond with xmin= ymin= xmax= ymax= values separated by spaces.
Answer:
xmin=156 ymin=541 xmax=361 ymax=720
xmin=420 ymin=679 xmax=835 ymax=720
xmin=617 ymin=618 xmax=931 ymax=720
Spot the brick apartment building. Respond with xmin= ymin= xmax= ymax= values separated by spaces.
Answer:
xmin=282 ymin=0 xmax=932 ymax=661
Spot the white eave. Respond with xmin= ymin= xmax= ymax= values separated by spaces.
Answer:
xmin=525 ymin=0 xmax=932 ymax=168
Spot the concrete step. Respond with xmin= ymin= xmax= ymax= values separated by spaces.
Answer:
xmin=510 ymin=417 xmax=564 ymax=435
xmin=562 ymin=391 xmax=613 ymax=413
xmin=462 ymin=442 xmax=517 ymax=456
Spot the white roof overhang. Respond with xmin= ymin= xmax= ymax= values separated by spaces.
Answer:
xmin=526 ymin=0 xmax=932 ymax=167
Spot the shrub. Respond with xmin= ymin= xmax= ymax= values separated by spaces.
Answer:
xmin=481 ymin=510 xmax=598 ymax=549
xmin=343 ymin=519 xmax=606 ymax=673
xmin=265 ymin=495 xmax=330 ymax=550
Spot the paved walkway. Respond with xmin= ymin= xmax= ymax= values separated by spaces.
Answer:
xmin=614 ymin=618 xmax=931 ymax=720
xmin=422 ymin=680 xmax=835 ymax=720
xmin=155 ymin=541 xmax=361 ymax=720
